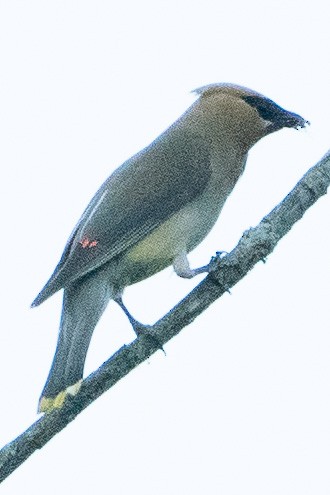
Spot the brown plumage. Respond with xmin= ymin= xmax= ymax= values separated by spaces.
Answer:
xmin=32 ymin=83 xmax=308 ymax=412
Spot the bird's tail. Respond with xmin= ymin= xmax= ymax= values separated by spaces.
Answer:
xmin=38 ymin=267 xmax=113 ymax=413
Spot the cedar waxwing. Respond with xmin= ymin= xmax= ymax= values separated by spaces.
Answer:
xmin=32 ymin=83 xmax=308 ymax=412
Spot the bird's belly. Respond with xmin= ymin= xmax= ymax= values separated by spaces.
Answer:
xmin=117 ymin=157 xmax=244 ymax=287
xmin=125 ymin=188 xmax=224 ymax=264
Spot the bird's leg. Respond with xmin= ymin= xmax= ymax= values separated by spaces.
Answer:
xmin=114 ymin=296 xmax=147 ymax=336
xmin=173 ymin=251 xmax=210 ymax=279
xmin=114 ymin=297 xmax=165 ymax=353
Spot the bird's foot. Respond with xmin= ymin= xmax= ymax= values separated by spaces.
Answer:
xmin=209 ymin=250 xmax=228 ymax=267
xmin=173 ymin=250 xmax=229 ymax=279
xmin=188 ymin=264 xmax=210 ymax=277
xmin=114 ymin=297 xmax=165 ymax=354
xmin=132 ymin=321 xmax=166 ymax=355
xmin=173 ymin=251 xmax=210 ymax=279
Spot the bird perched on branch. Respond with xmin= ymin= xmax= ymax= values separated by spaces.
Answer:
xmin=32 ymin=83 xmax=308 ymax=412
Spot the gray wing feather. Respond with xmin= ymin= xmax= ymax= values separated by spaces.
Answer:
xmin=32 ymin=129 xmax=211 ymax=306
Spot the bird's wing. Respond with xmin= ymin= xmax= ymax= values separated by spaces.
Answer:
xmin=32 ymin=130 xmax=211 ymax=306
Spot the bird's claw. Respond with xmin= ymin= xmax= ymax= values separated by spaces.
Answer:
xmin=134 ymin=323 xmax=166 ymax=356
xmin=133 ymin=323 xmax=166 ymax=355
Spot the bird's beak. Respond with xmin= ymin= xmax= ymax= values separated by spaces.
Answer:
xmin=282 ymin=110 xmax=310 ymax=130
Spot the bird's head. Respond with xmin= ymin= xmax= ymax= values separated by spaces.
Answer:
xmin=192 ymin=83 xmax=309 ymax=150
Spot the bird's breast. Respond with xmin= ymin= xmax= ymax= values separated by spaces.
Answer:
xmin=125 ymin=153 xmax=246 ymax=264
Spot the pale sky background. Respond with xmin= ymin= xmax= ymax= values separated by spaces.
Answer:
xmin=0 ymin=1 xmax=329 ymax=493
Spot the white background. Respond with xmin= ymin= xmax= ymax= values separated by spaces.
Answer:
xmin=1 ymin=1 xmax=329 ymax=493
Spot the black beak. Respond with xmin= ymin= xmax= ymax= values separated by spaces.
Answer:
xmin=281 ymin=110 xmax=310 ymax=130
xmin=242 ymin=94 xmax=310 ymax=132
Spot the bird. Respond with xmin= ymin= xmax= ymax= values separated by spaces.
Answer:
xmin=32 ymin=83 xmax=308 ymax=412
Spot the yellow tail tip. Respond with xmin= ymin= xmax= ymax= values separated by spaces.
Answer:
xmin=38 ymin=380 xmax=82 ymax=413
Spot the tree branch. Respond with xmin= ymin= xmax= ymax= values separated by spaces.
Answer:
xmin=1 ymin=149 xmax=329 ymax=483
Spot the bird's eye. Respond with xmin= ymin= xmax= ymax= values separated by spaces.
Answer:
xmin=242 ymin=95 xmax=283 ymax=122
xmin=242 ymin=94 xmax=308 ymax=130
